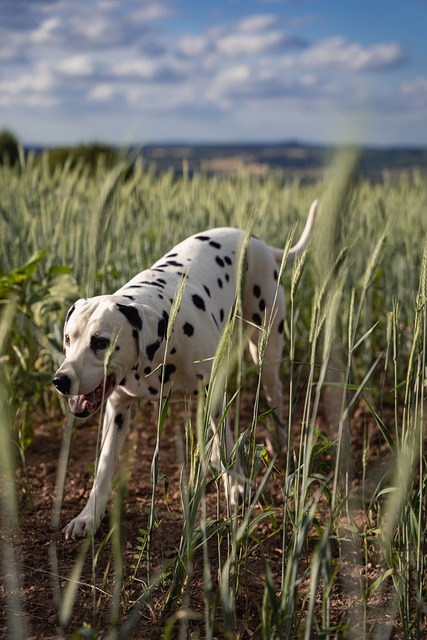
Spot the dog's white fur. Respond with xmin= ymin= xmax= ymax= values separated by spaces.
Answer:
xmin=53 ymin=201 xmax=317 ymax=539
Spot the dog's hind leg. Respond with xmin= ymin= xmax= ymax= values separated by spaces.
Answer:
xmin=248 ymin=308 xmax=286 ymax=455
xmin=64 ymin=396 xmax=131 ymax=539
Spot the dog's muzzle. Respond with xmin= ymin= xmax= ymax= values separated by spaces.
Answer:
xmin=52 ymin=372 xmax=117 ymax=418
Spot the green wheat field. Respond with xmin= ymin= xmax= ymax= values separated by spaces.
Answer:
xmin=1 ymin=147 xmax=427 ymax=639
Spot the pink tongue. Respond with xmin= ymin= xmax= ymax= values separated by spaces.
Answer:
xmin=69 ymin=390 xmax=96 ymax=415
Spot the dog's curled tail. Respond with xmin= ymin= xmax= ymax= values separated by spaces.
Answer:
xmin=272 ymin=199 xmax=318 ymax=266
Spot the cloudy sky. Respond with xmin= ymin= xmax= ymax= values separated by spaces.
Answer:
xmin=1 ymin=0 xmax=426 ymax=147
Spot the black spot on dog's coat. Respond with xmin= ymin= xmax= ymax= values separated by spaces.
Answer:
xmin=278 ymin=319 xmax=284 ymax=334
xmin=167 ymin=260 xmax=184 ymax=268
xmin=259 ymin=299 xmax=266 ymax=312
xmin=274 ymin=269 xmax=278 ymax=281
xmin=148 ymin=386 xmax=158 ymax=395
xmin=135 ymin=373 xmax=140 ymax=381
xmin=183 ymin=322 xmax=194 ymax=336
xmin=217 ymin=278 xmax=223 ymax=289
xmin=195 ymin=235 xmax=210 ymax=242
xmin=165 ymin=364 xmax=176 ymax=382
xmin=161 ymin=363 xmax=176 ymax=384
xmin=144 ymin=366 xmax=151 ymax=375
xmin=192 ymin=294 xmax=205 ymax=311
xmin=170 ymin=347 xmax=177 ymax=354
xmin=220 ymin=309 xmax=224 ymax=322
xmin=253 ymin=284 xmax=261 ymax=298
xmin=209 ymin=240 xmax=221 ymax=249
xmin=224 ymin=256 xmax=232 ymax=265
xmin=115 ymin=413 xmax=124 ymax=429
xmin=203 ymin=285 xmax=211 ymax=298
xmin=146 ymin=341 xmax=161 ymax=361
xmin=119 ymin=378 xmax=126 ymax=386
xmin=215 ymin=256 xmax=225 ymax=267
xmin=116 ymin=303 xmax=142 ymax=330
xmin=211 ymin=313 xmax=219 ymax=330
xmin=158 ymin=310 xmax=169 ymax=338
xmin=140 ymin=280 xmax=165 ymax=289
xmin=253 ymin=313 xmax=262 ymax=326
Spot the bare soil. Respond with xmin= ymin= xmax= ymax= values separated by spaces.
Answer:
xmin=0 ymin=383 xmax=414 ymax=639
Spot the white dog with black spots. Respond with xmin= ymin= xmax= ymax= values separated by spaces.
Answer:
xmin=53 ymin=200 xmax=318 ymax=539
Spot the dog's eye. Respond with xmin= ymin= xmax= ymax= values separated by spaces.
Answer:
xmin=90 ymin=336 xmax=110 ymax=351
xmin=64 ymin=334 xmax=70 ymax=346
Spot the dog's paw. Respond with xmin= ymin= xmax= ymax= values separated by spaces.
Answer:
xmin=63 ymin=514 xmax=97 ymax=540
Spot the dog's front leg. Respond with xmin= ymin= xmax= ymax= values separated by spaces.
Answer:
xmin=64 ymin=397 xmax=131 ymax=540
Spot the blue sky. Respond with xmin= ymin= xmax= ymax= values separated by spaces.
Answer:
xmin=0 ymin=0 xmax=426 ymax=147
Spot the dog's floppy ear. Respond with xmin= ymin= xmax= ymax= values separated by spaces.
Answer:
xmin=116 ymin=302 xmax=166 ymax=363
xmin=64 ymin=298 xmax=87 ymax=330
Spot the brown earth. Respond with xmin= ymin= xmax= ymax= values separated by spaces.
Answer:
xmin=0 ymin=382 xmax=418 ymax=639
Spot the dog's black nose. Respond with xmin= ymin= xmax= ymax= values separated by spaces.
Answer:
xmin=52 ymin=374 xmax=71 ymax=395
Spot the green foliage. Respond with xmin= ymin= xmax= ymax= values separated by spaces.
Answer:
xmin=0 ymin=128 xmax=20 ymax=165
xmin=0 ymin=248 xmax=78 ymax=450
xmin=45 ymin=142 xmax=122 ymax=174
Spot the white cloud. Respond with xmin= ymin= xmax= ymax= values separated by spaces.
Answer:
xmin=179 ymin=35 xmax=211 ymax=57
xmin=0 ymin=68 xmax=54 ymax=95
xmin=0 ymin=63 xmax=58 ymax=107
xmin=178 ymin=13 xmax=305 ymax=60
xmin=217 ymin=29 xmax=289 ymax=56
xmin=110 ymin=57 xmax=187 ymax=82
xmin=112 ymin=59 xmax=159 ymax=79
xmin=131 ymin=3 xmax=176 ymax=22
xmin=293 ymin=36 xmax=406 ymax=72
xmin=88 ymin=83 xmax=117 ymax=101
xmin=237 ymin=14 xmax=279 ymax=32
xmin=30 ymin=16 xmax=62 ymax=44
xmin=55 ymin=55 xmax=94 ymax=76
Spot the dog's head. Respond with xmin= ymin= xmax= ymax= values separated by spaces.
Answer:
xmin=53 ymin=296 xmax=166 ymax=418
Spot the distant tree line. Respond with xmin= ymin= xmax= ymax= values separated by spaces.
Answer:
xmin=0 ymin=129 xmax=120 ymax=172
xmin=46 ymin=142 xmax=120 ymax=173
xmin=0 ymin=129 xmax=20 ymax=165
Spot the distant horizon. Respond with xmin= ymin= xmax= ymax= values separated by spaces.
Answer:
xmin=22 ymin=139 xmax=427 ymax=152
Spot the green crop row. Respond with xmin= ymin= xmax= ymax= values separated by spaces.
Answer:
xmin=1 ymin=149 xmax=427 ymax=638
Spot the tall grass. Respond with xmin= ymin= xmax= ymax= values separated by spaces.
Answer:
xmin=1 ymin=150 xmax=427 ymax=638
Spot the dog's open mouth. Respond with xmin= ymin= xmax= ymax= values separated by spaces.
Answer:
xmin=68 ymin=373 xmax=117 ymax=418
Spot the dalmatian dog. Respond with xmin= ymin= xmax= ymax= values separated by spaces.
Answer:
xmin=53 ymin=200 xmax=318 ymax=539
